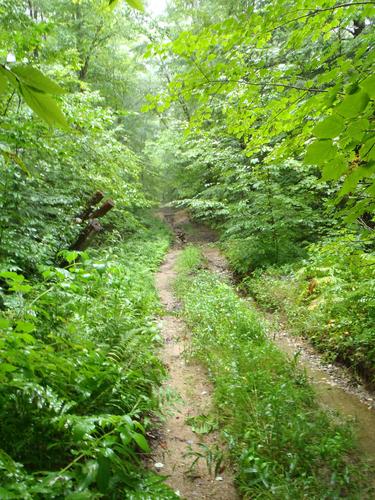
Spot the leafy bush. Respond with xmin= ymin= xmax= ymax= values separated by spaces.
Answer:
xmin=247 ymin=231 xmax=375 ymax=384
xmin=0 ymin=217 xmax=177 ymax=498
xmin=0 ymin=89 xmax=147 ymax=274
xmin=150 ymin=125 xmax=331 ymax=272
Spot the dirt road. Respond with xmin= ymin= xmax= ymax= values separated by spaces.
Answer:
xmin=150 ymin=209 xmax=375 ymax=497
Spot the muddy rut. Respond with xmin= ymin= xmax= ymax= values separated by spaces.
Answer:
xmin=151 ymin=244 xmax=238 ymax=498
xmin=151 ymin=209 xmax=375 ymax=498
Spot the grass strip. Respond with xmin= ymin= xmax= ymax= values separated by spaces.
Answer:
xmin=174 ymin=245 xmax=371 ymax=499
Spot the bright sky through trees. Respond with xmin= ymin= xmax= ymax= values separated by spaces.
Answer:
xmin=148 ymin=0 xmax=167 ymax=16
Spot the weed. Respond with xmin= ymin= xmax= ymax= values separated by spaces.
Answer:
xmin=186 ymin=414 xmax=219 ymax=435
xmin=184 ymin=442 xmax=225 ymax=478
xmin=247 ymin=231 xmax=375 ymax=385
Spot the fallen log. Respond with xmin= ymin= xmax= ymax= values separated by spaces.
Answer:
xmin=77 ymin=191 xmax=104 ymax=221
xmin=68 ymin=198 xmax=115 ymax=257
xmin=70 ymin=219 xmax=102 ymax=251
xmin=89 ymin=199 xmax=115 ymax=219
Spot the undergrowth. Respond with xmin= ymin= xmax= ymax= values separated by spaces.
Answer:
xmin=175 ymin=245 xmax=371 ymax=499
xmin=245 ymin=231 xmax=375 ymax=385
xmin=0 ymin=215 xmax=178 ymax=499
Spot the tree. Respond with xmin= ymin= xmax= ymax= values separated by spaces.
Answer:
xmin=146 ymin=0 xmax=374 ymax=221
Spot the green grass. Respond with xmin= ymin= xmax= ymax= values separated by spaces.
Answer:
xmin=0 ymin=214 xmax=178 ymax=499
xmin=175 ymin=246 xmax=371 ymax=499
xmin=175 ymin=244 xmax=202 ymax=274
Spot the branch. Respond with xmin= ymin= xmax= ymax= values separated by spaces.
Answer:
xmin=201 ymin=78 xmax=338 ymax=94
xmin=269 ymin=2 xmax=375 ymax=33
xmin=2 ymin=90 xmax=16 ymax=117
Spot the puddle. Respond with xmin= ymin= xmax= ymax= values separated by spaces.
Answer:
xmin=273 ymin=334 xmax=375 ymax=461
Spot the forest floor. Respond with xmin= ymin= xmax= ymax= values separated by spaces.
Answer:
xmin=149 ymin=209 xmax=375 ymax=498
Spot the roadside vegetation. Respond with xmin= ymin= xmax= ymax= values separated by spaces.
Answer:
xmin=175 ymin=246 xmax=370 ymax=499
xmin=0 ymin=216 xmax=178 ymax=498
xmin=0 ymin=1 xmax=179 ymax=496
xmin=246 ymin=231 xmax=375 ymax=386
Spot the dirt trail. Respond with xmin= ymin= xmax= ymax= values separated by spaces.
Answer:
xmin=152 ymin=209 xmax=375 ymax=496
xmin=150 ymin=211 xmax=238 ymax=499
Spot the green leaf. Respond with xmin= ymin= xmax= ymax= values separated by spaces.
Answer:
xmin=186 ymin=414 xmax=218 ymax=434
xmin=108 ymin=0 xmax=120 ymax=6
xmin=125 ymin=0 xmax=144 ymax=11
xmin=0 ymin=150 xmax=31 ymax=176
xmin=66 ymin=493 xmax=93 ymax=500
xmin=0 ymin=450 xmax=18 ymax=472
xmin=15 ymin=321 xmax=35 ymax=334
xmin=10 ymin=283 xmax=32 ymax=293
xmin=64 ymin=251 xmax=79 ymax=264
xmin=0 ymin=363 xmax=17 ymax=373
xmin=20 ymin=84 xmax=68 ymax=129
xmin=343 ymin=198 xmax=372 ymax=223
xmin=0 ymin=70 xmax=8 ymax=95
xmin=72 ymin=420 xmax=96 ymax=441
xmin=304 ymin=140 xmax=337 ymax=165
xmin=321 ymin=156 xmax=348 ymax=181
xmin=0 ymin=318 xmax=11 ymax=329
xmin=365 ymin=181 xmax=375 ymax=197
xmin=360 ymin=74 xmax=375 ymax=99
xmin=0 ymin=271 xmax=25 ymax=282
xmin=338 ymin=166 xmax=374 ymax=198
xmin=19 ymin=333 xmax=37 ymax=344
xmin=12 ymin=65 xmax=65 ymax=95
xmin=78 ymin=460 xmax=98 ymax=490
xmin=312 ymin=115 xmax=344 ymax=139
xmin=109 ymin=0 xmax=144 ymax=11
xmin=335 ymin=90 xmax=369 ymax=118
xmin=97 ymin=456 xmax=111 ymax=493
xmin=0 ymin=66 xmax=18 ymax=92
xmin=360 ymin=137 xmax=375 ymax=161
xmin=346 ymin=119 xmax=369 ymax=142
xmin=131 ymin=431 xmax=149 ymax=452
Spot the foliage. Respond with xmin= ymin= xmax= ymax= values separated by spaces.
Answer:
xmin=0 ymin=0 xmax=144 ymax=126
xmin=0 ymin=63 xmax=67 ymax=128
xmin=175 ymin=246 xmax=371 ymax=499
xmin=0 ymin=0 xmax=153 ymax=273
xmin=1 ymin=0 xmax=374 ymax=496
xmin=0 ymin=1 xmax=179 ymax=496
xmin=0 ymin=93 xmax=146 ymax=272
xmin=147 ymin=0 xmax=375 ymax=220
xmin=246 ymin=230 xmax=375 ymax=384
xmin=0 ymin=217 xmax=178 ymax=498
xmin=148 ymin=125 xmax=333 ymax=271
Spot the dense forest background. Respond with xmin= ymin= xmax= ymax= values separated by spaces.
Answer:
xmin=0 ymin=0 xmax=374 ymax=497
xmin=145 ymin=0 xmax=375 ymax=383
